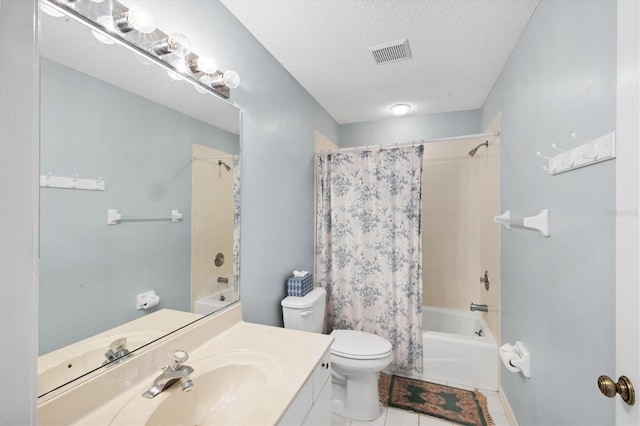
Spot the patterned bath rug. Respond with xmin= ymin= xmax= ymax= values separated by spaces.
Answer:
xmin=378 ymin=373 xmax=494 ymax=426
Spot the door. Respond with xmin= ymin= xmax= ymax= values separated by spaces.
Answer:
xmin=615 ymin=1 xmax=640 ymax=423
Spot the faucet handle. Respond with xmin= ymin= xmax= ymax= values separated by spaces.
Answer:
xmin=109 ymin=337 xmax=128 ymax=352
xmin=169 ymin=350 xmax=189 ymax=368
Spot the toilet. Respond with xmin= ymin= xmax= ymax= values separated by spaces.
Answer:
xmin=281 ymin=287 xmax=392 ymax=421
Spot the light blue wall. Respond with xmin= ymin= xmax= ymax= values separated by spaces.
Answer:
xmin=339 ymin=109 xmax=481 ymax=148
xmin=480 ymin=1 xmax=616 ymax=424
xmin=205 ymin=3 xmax=340 ymax=326
xmin=2 ymin=0 xmax=339 ymax=421
xmin=39 ymin=59 xmax=239 ymax=354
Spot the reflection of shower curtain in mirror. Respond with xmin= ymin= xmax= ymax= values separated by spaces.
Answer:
xmin=232 ymin=155 xmax=241 ymax=298
xmin=316 ymin=145 xmax=424 ymax=372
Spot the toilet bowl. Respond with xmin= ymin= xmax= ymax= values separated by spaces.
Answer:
xmin=281 ymin=288 xmax=393 ymax=421
xmin=329 ymin=330 xmax=392 ymax=421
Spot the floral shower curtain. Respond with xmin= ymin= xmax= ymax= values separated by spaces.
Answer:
xmin=232 ymin=155 xmax=241 ymax=298
xmin=316 ymin=145 xmax=423 ymax=372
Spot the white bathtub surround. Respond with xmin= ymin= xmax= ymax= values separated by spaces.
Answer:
xmin=419 ymin=306 xmax=498 ymax=391
xmin=421 ymin=123 xmax=501 ymax=344
xmin=316 ymin=145 xmax=425 ymax=371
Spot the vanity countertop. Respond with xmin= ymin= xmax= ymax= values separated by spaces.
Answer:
xmin=38 ymin=309 xmax=202 ymax=397
xmin=38 ymin=304 xmax=333 ymax=425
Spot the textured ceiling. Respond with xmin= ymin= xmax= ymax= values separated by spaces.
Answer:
xmin=221 ymin=0 xmax=539 ymax=124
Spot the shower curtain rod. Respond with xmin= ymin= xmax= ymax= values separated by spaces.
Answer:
xmin=316 ymin=131 xmax=500 ymax=154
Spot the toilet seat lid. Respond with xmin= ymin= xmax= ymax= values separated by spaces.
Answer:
xmin=330 ymin=330 xmax=392 ymax=359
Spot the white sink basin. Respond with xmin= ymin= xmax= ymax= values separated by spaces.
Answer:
xmin=110 ymin=351 xmax=282 ymax=425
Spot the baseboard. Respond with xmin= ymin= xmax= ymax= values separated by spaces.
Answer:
xmin=498 ymin=386 xmax=518 ymax=426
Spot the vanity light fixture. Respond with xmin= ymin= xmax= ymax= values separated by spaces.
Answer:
xmin=151 ymin=33 xmax=191 ymax=58
xmin=200 ymin=70 xmax=241 ymax=90
xmin=92 ymin=15 xmax=115 ymax=44
xmin=43 ymin=0 xmax=240 ymax=98
xmin=113 ymin=7 xmax=156 ymax=34
xmin=390 ymin=104 xmax=411 ymax=115
xmin=188 ymin=55 xmax=219 ymax=75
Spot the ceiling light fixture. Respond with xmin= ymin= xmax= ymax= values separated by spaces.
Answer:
xmin=390 ymin=104 xmax=411 ymax=115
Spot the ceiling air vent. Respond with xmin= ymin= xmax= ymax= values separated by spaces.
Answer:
xmin=369 ymin=39 xmax=412 ymax=65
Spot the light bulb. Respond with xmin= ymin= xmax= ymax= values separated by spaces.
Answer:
xmin=222 ymin=70 xmax=240 ymax=89
xmin=199 ymin=70 xmax=241 ymax=90
xmin=390 ymin=104 xmax=411 ymax=115
xmin=127 ymin=7 xmax=156 ymax=33
xmin=190 ymin=55 xmax=218 ymax=74
xmin=114 ymin=7 xmax=155 ymax=34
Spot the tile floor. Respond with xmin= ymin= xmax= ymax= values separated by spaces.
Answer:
xmin=331 ymin=376 xmax=511 ymax=426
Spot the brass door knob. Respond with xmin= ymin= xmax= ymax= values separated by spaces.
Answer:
xmin=598 ymin=375 xmax=635 ymax=405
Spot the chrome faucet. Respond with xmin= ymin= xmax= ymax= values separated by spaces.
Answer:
xmin=103 ymin=337 xmax=131 ymax=365
xmin=142 ymin=350 xmax=194 ymax=399
xmin=470 ymin=303 xmax=488 ymax=312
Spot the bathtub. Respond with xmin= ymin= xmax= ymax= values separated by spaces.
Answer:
xmin=421 ymin=306 xmax=498 ymax=391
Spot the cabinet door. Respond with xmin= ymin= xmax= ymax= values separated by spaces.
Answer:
xmin=278 ymin=377 xmax=313 ymax=426
xmin=313 ymin=349 xmax=331 ymax=401
xmin=304 ymin=376 xmax=332 ymax=426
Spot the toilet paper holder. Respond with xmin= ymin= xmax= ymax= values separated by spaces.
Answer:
xmin=499 ymin=341 xmax=530 ymax=378
xmin=136 ymin=290 xmax=160 ymax=310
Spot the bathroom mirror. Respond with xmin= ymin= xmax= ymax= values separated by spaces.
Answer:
xmin=38 ymin=4 xmax=241 ymax=398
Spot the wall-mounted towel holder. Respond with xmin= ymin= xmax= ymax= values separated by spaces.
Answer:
xmin=537 ymin=132 xmax=615 ymax=175
xmin=107 ymin=209 xmax=182 ymax=225
xmin=40 ymin=173 xmax=105 ymax=191
xmin=494 ymin=209 xmax=549 ymax=237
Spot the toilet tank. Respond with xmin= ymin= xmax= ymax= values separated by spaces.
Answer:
xmin=281 ymin=287 xmax=326 ymax=333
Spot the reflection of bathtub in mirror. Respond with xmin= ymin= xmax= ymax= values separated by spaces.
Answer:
xmin=37 ymin=309 xmax=201 ymax=397
xmin=194 ymin=288 xmax=236 ymax=315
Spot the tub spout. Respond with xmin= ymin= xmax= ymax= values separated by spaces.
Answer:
xmin=470 ymin=303 xmax=488 ymax=312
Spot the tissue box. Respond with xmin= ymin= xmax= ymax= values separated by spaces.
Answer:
xmin=287 ymin=273 xmax=314 ymax=297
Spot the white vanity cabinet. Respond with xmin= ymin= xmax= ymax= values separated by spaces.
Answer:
xmin=278 ymin=348 xmax=332 ymax=425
